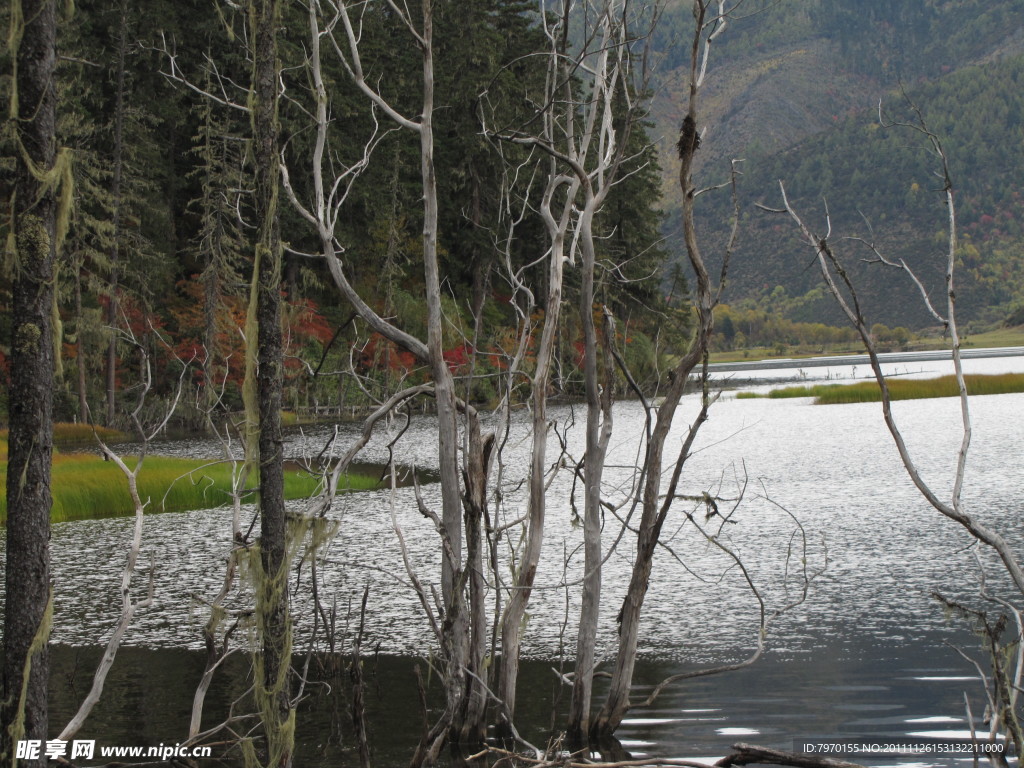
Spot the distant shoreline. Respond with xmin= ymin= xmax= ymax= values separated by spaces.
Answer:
xmin=707 ymin=346 xmax=1024 ymax=373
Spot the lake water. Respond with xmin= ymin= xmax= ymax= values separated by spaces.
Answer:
xmin=5 ymin=352 xmax=1024 ymax=765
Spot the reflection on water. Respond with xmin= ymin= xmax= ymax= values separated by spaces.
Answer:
xmin=6 ymin=354 xmax=1024 ymax=764
xmin=47 ymin=636 xmax=989 ymax=766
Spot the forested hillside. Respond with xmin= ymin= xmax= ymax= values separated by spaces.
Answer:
xmin=650 ymin=0 xmax=1024 ymax=328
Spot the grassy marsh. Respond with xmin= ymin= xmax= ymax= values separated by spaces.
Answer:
xmin=736 ymin=373 xmax=1024 ymax=405
xmin=0 ymin=453 xmax=379 ymax=525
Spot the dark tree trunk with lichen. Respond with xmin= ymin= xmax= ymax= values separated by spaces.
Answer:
xmin=104 ymin=0 xmax=129 ymax=426
xmin=1 ymin=0 xmax=58 ymax=765
xmin=250 ymin=0 xmax=292 ymax=765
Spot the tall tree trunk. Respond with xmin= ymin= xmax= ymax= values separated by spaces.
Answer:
xmin=568 ymin=206 xmax=612 ymax=742
xmin=250 ymin=1 xmax=292 ymax=765
xmin=286 ymin=2 xmax=468 ymax=758
xmin=497 ymin=173 xmax=567 ymax=725
xmin=1 ymin=0 xmax=58 ymax=764
xmin=105 ymin=0 xmax=129 ymax=425
xmin=421 ymin=0 xmax=469 ymax=747
xmin=595 ymin=3 xmax=718 ymax=734
xmin=75 ymin=262 xmax=88 ymax=419
xmin=459 ymin=413 xmax=491 ymax=743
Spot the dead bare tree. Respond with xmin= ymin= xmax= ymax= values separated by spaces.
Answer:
xmin=592 ymin=0 xmax=740 ymax=738
xmin=478 ymin=0 xmax=652 ymax=735
xmin=764 ymin=96 xmax=1024 ymax=758
xmin=477 ymin=0 xmax=790 ymax=747
xmin=59 ymin=329 xmax=192 ymax=741
xmin=279 ymin=0 xmax=497 ymax=758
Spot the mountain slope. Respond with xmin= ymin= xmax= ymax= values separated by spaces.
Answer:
xmin=646 ymin=0 xmax=1024 ymax=328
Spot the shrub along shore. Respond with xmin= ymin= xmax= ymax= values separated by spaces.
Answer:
xmin=0 ymin=425 xmax=379 ymax=525
xmin=736 ymin=372 xmax=1024 ymax=404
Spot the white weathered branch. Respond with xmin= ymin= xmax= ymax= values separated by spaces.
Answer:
xmin=772 ymin=170 xmax=1024 ymax=597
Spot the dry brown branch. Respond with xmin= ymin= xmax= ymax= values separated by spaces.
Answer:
xmin=716 ymin=743 xmax=867 ymax=768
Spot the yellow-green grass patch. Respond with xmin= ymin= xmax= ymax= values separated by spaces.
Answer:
xmin=0 ymin=454 xmax=379 ymax=524
xmin=0 ymin=423 xmax=129 ymax=457
xmin=736 ymin=373 xmax=1024 ymax=404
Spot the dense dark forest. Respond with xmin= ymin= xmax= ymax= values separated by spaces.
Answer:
xmin=4 ymin=0 xmax=1024 ymax=424
xmin=0 ymin=0 xmax=677 ymax=427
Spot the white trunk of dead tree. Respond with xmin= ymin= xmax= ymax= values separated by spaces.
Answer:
xmin=595 ymin=0 xmax=734 ymax=738
xmin=483 ymin=0 xmax=645 ymax=736
xmin=496 ymin=153 xmax=570 ymax=720
xmin=285 ymin=0 xmax=488 ymax=756
xmin=61 ymin=334 xmax=190 ymax=741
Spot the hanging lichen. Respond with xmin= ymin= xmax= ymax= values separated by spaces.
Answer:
xmin=6 ymin=0 xmax=74 ymax=120
xmin=238 ymin=534 xmax=291 ymax=768
xmin=4 ymin=589 xmax=53 ymax=760
xmin=214 ymin=1 xmax=236 ymax=43
xmin=294 ymin=515 xmax=339 ymax=569
xmin=237 ymin=513 xmax=337 ymax=768
xmin=250 ymin=552 xmax=294 ymax=768
xmin=6 ymin=0 xmax=75 ymax=381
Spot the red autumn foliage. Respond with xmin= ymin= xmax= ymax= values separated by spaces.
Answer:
xmin=443 ymin=342 xmax=472 ymax=372
xmin=572 ymin=339 xmax=586 ymax=366
xmin=358 ymin=333 xmax=418 ymax=374
xmin=286 ymin=298 xmax=334 ymax=346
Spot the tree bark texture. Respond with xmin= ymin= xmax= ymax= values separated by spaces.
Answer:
xmin=1 ymin=0 xmax=58 ymax=764
xmin=416 ymin=0 xmax=471 ymax=749
xmin=250 ymin=0 xmax=292 ymax=764
xmin=459 ymin=414 xmax=492 ymax=742
xmin=569 ymin=205 xmax=611 ymax=742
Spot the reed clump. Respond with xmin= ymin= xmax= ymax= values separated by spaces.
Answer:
xmin=0 ymin=454 xmax=379 ymax=524
xmin=0 ymin=422 xmax=130 ymax=449
xmin=52 ymin=422 xmax=130 ymax=445
xmin=737 ymin=373 xmax=1024 ymax=404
